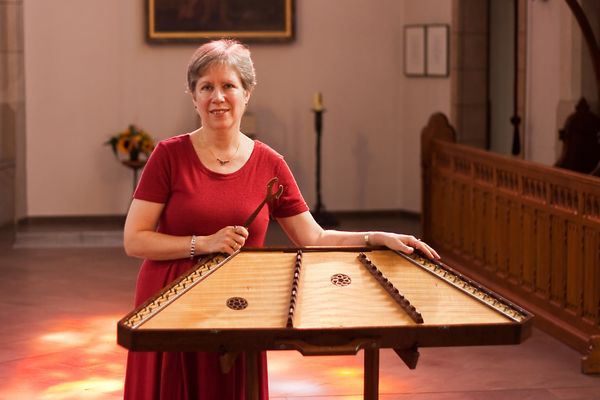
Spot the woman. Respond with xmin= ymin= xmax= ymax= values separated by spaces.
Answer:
xmin=123 ymin=39 xmax=439 ymax=400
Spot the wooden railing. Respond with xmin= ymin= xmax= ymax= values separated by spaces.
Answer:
xmin=421 ymin=113 xmax=600 ymax=373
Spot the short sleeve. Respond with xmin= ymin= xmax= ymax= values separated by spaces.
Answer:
xmin=270 ymin=157 xmax=309 ymax=218
xmin=133 ymin=141 xmax=171 ymax=204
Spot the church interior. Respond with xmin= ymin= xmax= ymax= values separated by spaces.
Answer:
xmin=1 ymin=0 xmax=600 ymax=399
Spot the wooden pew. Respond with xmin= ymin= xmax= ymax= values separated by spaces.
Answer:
xmin=421 ymin=112 xmax=600 ymax=374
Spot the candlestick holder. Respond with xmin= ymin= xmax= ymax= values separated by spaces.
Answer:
xmin=311 ymin=107 xmax=338 ymax=228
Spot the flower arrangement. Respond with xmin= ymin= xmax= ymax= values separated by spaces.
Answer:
xmin=105 ymin=124 xmax=155 ymax=162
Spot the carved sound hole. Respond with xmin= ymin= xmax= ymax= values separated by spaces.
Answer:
xmin=226 ymin=297 xmax=248 ymax=310
xmin=331 ymin=273 xmax=352 ymax=287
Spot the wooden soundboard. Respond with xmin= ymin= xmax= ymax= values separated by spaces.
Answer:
xmin=118 ymin=248 xmax=533 ymax=399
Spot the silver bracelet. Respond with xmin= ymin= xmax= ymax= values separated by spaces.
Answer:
xmin=190 ymin=235 xmax=196 ymax=260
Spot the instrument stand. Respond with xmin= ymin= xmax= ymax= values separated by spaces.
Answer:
xmin=121 ymin=159 xmax=146 ymax=193
xmin=312 ymin=108 xmax=339 ymax=228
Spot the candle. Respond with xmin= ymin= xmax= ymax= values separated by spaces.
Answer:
xmin=313 ymin=92 xmax=324 ymax=111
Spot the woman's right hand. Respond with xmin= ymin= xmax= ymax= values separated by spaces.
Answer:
xmin=124 ymin=199 xmax=250 ymax=259
xmin=201 ymin=225 xmax=249 ymax=255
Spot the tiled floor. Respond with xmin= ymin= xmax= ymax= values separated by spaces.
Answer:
xmin=1 ymin=214 xmax=599 ymax=399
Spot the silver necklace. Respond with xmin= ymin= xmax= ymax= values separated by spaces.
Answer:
xmin=205 ymin=138 xmax=241 ymax=166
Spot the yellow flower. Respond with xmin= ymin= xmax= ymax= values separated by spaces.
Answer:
xmin=105 ymin=124 xmax=155 ymax=161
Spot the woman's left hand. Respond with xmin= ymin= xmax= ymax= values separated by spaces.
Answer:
xmin=376 ymin=233 xmax=440 ymax=260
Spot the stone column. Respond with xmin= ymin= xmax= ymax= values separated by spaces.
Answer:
xmin=451 ymin=0 xmax=528 ymax=152
xmin=0 ymin=0 xmax=25 ymax=226
xmin=451 ymin=0 xmax=489 ymax=149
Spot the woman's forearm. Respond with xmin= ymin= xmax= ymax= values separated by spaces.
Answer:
xmin=314 ymin=229 xmax=373 ymax=247
xmin=124 ymin=230 xmax=196 ymax=261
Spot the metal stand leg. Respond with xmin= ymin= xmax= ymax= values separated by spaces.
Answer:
xmin=364 ymin=347 xmax=380 ymax=400
xmin=132 ymin=168 xmax=139 ymax=193
xmin=245 ymin=351 xmax=260 ymax=400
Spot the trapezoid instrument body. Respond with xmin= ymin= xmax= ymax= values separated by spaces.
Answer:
xmin=118 ymin=248 xmax=532 ymax=355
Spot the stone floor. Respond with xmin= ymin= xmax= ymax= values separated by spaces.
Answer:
xmin=0 ymin=213 xmax=599 ymax=399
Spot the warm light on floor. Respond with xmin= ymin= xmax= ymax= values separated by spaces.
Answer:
xmin=0 ymin=315 xmax=127 ymax=400
xmin=267 ymin=351 xmax=367 ymax=397
xmin=0 ymin=315 xmax=386 ymax=399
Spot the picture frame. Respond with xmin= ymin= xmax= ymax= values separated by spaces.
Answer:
xmin=146 ymin=0 xmax=295 ymax=43
xmin=404 ymin=25 xmax=426 ymax=77
xmin=425 ymin=24 xmax=449 ymax=77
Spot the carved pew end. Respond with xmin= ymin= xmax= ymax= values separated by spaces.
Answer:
xmin=582 ymin=335 xmax=600 ymax=374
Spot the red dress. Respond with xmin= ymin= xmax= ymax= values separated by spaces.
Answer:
xmin=123 ymin=134 xmax=308 ymax=399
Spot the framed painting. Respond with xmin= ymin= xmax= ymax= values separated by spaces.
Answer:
xmin=425 ymin=24 xmax=449 ymax=77
xmin=146 ymin=0 xmax=295 ymax=43
xmin=404 ymin=25 xmax=426 ymax=77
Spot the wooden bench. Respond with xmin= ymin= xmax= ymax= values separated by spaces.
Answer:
xmin=421 ymin=112 xmax=600 ymax=374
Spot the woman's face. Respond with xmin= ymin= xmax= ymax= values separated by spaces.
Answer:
xmin=192 ymin=63 xmax=250 ymax=133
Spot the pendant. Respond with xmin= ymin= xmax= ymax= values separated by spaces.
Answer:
xmin=217 ymin=158 xmax=230 ymax=166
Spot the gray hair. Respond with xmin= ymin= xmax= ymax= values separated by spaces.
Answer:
xmin=186 ymin=39 xmax=257 ymax=93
